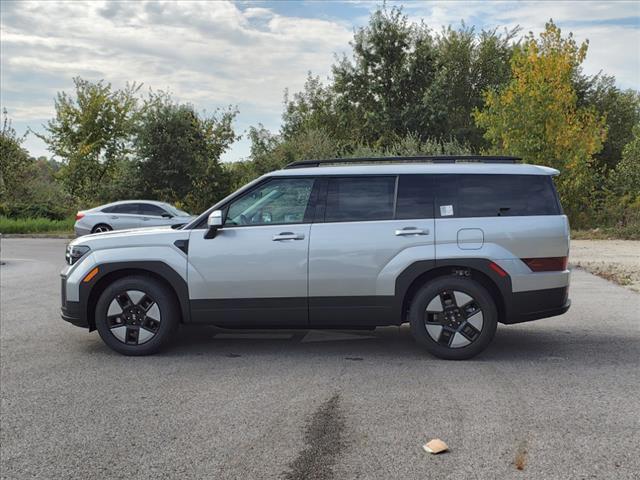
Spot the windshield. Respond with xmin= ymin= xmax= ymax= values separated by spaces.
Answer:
xmin=162 ymin=203 xmax=191 ymax=217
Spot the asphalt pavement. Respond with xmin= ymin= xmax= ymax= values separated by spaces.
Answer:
xmin=1 ymin=238 xmax=638 ymax=480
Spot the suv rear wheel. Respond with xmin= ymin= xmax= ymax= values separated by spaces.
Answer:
xmin=409 ymin=277 xmax=497 ymax=360
xmin=95 ymin=276 xmax=178 ymax=355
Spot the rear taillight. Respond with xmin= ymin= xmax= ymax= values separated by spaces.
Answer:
xmin=522 ymin=257 xmax=568 ymax=272
xmin=75 ymin=212 xmax=85 ymax=221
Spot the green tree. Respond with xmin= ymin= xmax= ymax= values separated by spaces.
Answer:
xmin=330 ymin=5 xmax=437 ymax=147
xmin=575 ymin=74 xmax=640 ymax=170
xmin=281 ymin=6 xmax=515 ymax=152
xmin=135 ymin=94 xmax=238 ymax=213
xmin=0 ymin=111 xmax=74 ymax=219
xmin=0 ymin=110 xmax=31 ymax=203
xmin=473 ymin=21 xmax=607 ymax=222
xmin=424 ymin=25 xmax=518 ymax=149
xmin=36 ymin=77 xmax=140 ymax=202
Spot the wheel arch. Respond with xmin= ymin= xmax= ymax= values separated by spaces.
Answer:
xmin=395 ymin=259 xmax=510 ymax=325
xmin=81 ymin=262 xmax=190 ymax=330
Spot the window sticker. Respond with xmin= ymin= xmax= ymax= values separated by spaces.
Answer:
xmin=440 ymin=205 xmax=454 ymax=217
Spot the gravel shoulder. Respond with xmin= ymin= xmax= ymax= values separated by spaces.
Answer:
xmin=571 ymin=239 xmax=640 ymax=292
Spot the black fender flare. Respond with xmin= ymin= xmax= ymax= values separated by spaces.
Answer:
xmin=80 ymin=261 xmax=190 ymax=330
xmin=393 ymin=258 xmax=512 ymax=322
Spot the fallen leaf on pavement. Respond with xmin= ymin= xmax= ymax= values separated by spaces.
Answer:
xmin=423 ymin=439 xmax=449 ymax=454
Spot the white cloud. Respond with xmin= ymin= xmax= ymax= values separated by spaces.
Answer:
xmin=1 ymin=0 xmax=638 ymax=161
xmin=1 ymin=0 xmax=352 ymax=159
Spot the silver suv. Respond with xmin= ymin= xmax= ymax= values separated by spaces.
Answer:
xmin=61 ymin=156 xmax=571 ymax=359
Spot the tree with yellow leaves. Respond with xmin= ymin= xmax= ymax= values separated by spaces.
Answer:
xmin=474 ymin=21 xmax=607 ymax=223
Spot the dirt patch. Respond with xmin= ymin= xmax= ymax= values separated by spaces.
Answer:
xmin=570 ymin=240 xmax=640 ymax=292
xmin=283 ymin=394 xmax=345 ymax=480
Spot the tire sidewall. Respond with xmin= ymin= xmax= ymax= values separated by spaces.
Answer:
xmin=409 ymin=277 xmax=497 ymax=360
xmin=95 ymin=276 xmax=178 ymax=356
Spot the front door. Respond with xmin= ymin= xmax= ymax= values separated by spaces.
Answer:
xmin=187 ymin=177 xmax=317 ymax=327
xmin=137 ymin=203 xmax=171 ymax=228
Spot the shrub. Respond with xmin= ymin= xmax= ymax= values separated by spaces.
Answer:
xmin=0 ymin=216 xmax=75 ymax=234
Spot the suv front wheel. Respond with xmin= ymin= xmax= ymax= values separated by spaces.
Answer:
xmin=409 ymin=277 xmax=497 ymax=360
xmin=95 ymin=276 xmax=179 ymax=355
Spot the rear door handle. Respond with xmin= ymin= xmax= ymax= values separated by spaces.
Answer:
xmin=272 ymin=232 xmax=305 ymax=241
xmin=110 ymin=216 xmax=118 ymax=220
xmin=395 ymin=227 xmax=429 ymax=236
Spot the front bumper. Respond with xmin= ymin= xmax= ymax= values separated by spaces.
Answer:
xmin=60 ymin=275 xmax=88 ymax=328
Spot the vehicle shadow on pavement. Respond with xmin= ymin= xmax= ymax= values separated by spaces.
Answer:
xmin=81 ymin=323 xmax=637 ymax=365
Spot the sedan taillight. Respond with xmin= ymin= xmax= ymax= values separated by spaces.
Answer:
xmin=75 ymin=212 xmax=85 ymax=221
xmin=522 ymin=257 xmax=568 ymax=272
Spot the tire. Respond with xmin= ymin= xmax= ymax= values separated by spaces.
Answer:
xmin=409 ymin=277 xmax=497 ymax=360
xmin=95 ymin=276 xmax=179 ymax=355
xmin=92 ymin=224 xmax=112 ymax=233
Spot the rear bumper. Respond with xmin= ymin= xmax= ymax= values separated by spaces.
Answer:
xmin=503 ymin=286 xmax=570 ymax=324
xmin=74 ymin=224 xmax=91 ymax=237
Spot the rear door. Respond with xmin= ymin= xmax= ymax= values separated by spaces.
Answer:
xmin=308 ymin=175 xmax=436 ymax=327
xmin=103 ymin=203 xmax=142 ymax=230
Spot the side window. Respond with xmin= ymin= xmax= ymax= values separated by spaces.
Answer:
xmin=107 ymin=204 xmax=138 ymax=214
xmin=139 ymin=203 xmax=167 ymax=216
xmin=435 ymin=174 xmax=561 ymax=218
xmin=225 ymin=178 xmax=315 ymax=226
xmin=325 ymin=176 xmax=395 ymax=222
xmin=396 ymin=175 xmax=434 ymax=219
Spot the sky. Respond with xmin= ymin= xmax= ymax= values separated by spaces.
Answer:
xmin=1 ymin=0 xmax=639 ymax=162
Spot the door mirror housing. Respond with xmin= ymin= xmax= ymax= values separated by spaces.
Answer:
xmin=205 ymin=210 xmax=223 ymax=239
xmin=161 ymin=213 xmax=173 ymax=219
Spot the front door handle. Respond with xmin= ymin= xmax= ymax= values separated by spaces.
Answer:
xmin=272 ymin=232 xmax=305 ymax=241
xmin=395 ymin=227 xmax=429 ymax=236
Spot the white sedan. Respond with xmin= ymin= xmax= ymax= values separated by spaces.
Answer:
xmin=74 ymin=200 xmax=194 ymax=236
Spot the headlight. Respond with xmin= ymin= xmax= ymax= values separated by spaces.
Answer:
xmin=65 ymin=244 xmax=90 ymax=265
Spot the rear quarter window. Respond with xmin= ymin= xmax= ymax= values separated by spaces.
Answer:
xmin=435 ymin=174 xmax=561 ymax=218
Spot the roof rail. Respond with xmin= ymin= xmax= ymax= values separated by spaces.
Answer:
xmin=284 ymin=155 xmax=521 ymax=169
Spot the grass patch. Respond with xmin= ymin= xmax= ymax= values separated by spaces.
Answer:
xmin=0 ymin=216 xmax=75 ymax=234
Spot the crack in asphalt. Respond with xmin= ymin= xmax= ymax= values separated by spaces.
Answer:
xmin=282 ymin=394 xmax=345 ymax=480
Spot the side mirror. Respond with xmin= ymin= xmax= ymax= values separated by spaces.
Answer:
xmin=161 ymin=213 xmax=173 ymax=219
xmin=204 ymin=210 xmax=223 ymax=239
